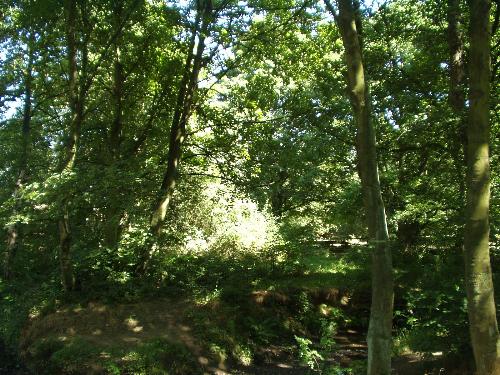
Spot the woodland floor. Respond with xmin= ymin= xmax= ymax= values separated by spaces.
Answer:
xmin=17 ymin=295 xmax=471 ymax=375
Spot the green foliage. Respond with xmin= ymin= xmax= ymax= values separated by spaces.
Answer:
xmin=121 ymin=339 xmax=201 ymax=375
xmin=324 ymin=360 xmax=367 ymax=375
xmin=295 ymin=335 xmax=323 ymax=370
xmin=0 ymin=274 xmax=60 ymax=350
xmin=50 ymin=338 xmax=100 ymax=373
xmin=319 ymin=316 xmax=338 ymax=354
xmin=393 ymin=249 xmax=471 ymax=355
xmin=27 ymin=337 xmax=201 ymax=375
xmin=0 ymin=0 xmax=499 ymax=372
xmin=28 ymin=337 xmax=65 ymax=374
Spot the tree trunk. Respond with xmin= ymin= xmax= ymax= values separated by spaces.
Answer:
xmin=58 ymin=206 xmax=74 ymax=291
xmin=103 ymin=0 xmax=125 ymax=249
xmin=58 ymin=0 xmax=85 ymax=292
xmin=329 ymin=1 xmax=393 ymax=373
xmin=63 ymin=0 xmax=81 ymax=172
xmin=110 ymin=0 xmax=124 ymax=160
xmin=150 ymin=1 xmax=212 ymax=235
xmin=447 ymin=0 xmax=468 ymax=245
xmin=448 ymin=0 xmax=465 ymax=113
xmin=4 ymin=33 xmax=34 ymax=279
xmin=270 ymin=167 xmax=288 ymax=217
xmin=464 ymin=0 xmax=500 ymax=373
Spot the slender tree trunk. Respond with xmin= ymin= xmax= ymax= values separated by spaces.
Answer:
xmin=4 ymin=35 xmax=34 ymax=279
xmin=133 ymin=1 xmax=213 ymax=274
xmin=58 ymin=0 xmax=85 ymax=292
xmin=63 ymin=0 xmax=81 ymax=172
xmin=448 ymin=0 xmax=466 ymax=113
xmin=103 ymin=0 xmax=125 ymax=249
xmin=447 ymin=0 xmax=468 ymax=243
xmin=110 ymin=0 xmax=124 ymax=160
xmin=58 ymin=206 xmax=74 ymax=291
xmin=328 ymin=1 xmax=393 ymax=373
xmin=270 ymin=167 xmax=288 ymax=217
xmin=149 ymin=1 xmax=211 ymax=235
xmin=464 ymin=0 xmax=500 ymax=373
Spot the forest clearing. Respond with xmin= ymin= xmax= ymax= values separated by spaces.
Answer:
xmin=0 ymin=0 xmax=499 ymax=374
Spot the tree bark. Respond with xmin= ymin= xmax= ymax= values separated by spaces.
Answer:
xmin=103 ymin=0 xmax=125 ymax=249
xmin=63 ymin=0 xmax=81 ymax=172
xmin=329 ymin=1 xmax=393 ymax=373
xmin=464 ymin=0 xmax=500 ymax=373
xmin=149 ymin=0 xmax=212 ymax=235
xmin=447 ymin=0 xmax=468 ymax=238
xmin=448 ymin=0 xmax=466 ymax=113
xmin=4 ymin=33 xmax=34 ymax=279
xmin=58 ymin=0 xmax=86 ymax=292
xmin=110 ymin=0 xmax=124 ymax=160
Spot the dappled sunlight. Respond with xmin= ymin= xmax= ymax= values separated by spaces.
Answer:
xmin=18 ymin=264 xmax=373 ymax=373
xmin=0 ymin=0 xmax=497 ymax=374
xmin=124 ymin=317 xmax=143 ymax=333
xmin=182 ymin=181 xmax=279 ymax=256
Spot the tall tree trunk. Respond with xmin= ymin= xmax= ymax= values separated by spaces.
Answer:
xmin=149 ymin=1 xmax=212 ymax=235
xmin=63 ymin=0 xmax=81 ymax=172
xmin=447 ymin=0 xmax=468 ymax=243
xmin=327 ymin=1 xmax=393 ymax=373
xmin=3 ymin=33 xmax=34 ymax=279
xmin=110 ymin=0 xmax=124 ymax=160
xmin=133 ymin=1 xmax=213 ymax=274
xmin=58 ymin=0 xmax=85 ymax=292
xmin=104 ymin=0 xmax=125 ymax=249
xmin=464 ymin=0 xmax=500 ymax=373
xmin=448 ymin=0 xmax=466 ymax=113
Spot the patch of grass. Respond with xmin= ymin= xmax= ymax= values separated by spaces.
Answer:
xmin=28 ymin=336 xmax=65 ymax=374
xmin=1 ymin=276 xmax=60 ymax=348
xmin=28 ymin=336 xmax=202 ymax=375
xmin=50 ymin=337 xmax=101 ymax=373
xmin=120 ymin=338 xmax=202 ymax=375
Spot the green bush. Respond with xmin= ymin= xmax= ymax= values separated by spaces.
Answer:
xmin=126 ymin=338 xmax=202 ymax=375
xmin=28 ymin=337 xmax=65 ymax=374
xmin=50 ymin=338 xmax=100 ymax=373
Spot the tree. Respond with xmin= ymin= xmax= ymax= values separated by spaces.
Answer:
xmin=102 ymin=0 xmax=126 ymax=249
xmin=3 ymin=31 xmax=34 ymax=279
xmin=57 ymin=0 xmax=87 ymax=291
xmin=149 ymin=0 xmax=214 ymax=237
xmin=325 ymin=0 xmax=393 ymax=373
xmin=464 ymin=0 xmax=500 ymax=373
xmin=0 ymin=0 xmax=498 ymax=372
xmin=447 ymin=0 xmax=467 ymax=222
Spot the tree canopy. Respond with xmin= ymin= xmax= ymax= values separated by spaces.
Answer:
xmin=0 ymin=0 xmax=499 ymax=374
